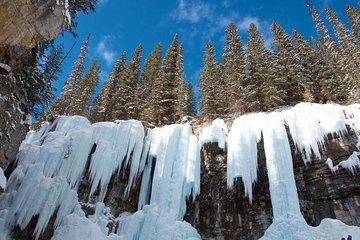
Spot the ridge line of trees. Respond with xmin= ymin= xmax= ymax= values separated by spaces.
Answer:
xmin=51 ymin=2 xmax=359 ymax=124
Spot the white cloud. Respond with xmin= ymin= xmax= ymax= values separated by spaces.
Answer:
xmin=170 ymin=0 xmax=214 ymax=23
xmin=95 ymin=37 xmax=116 ymax=66
xmin=236 ymin=16 xmax=260 ymax=32
xmin=169 ymin=1 xmax=272 ymax=49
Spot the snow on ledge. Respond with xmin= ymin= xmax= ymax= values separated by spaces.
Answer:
xmin=326 ymin=152 xmax=360 ymax=175
xmin=199 ymin=118 xmax=228 ymax=149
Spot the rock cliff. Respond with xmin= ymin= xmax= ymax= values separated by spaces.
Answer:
xmin=185 ymin=127 xmax=360 ymax=239
xmin=0 ymin=0 xmax=69 ymax=170
xmin=0 ymin=0 xmax=68 ymax=49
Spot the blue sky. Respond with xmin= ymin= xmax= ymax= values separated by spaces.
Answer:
xmin=54 ymin=0 xmax=358 ymax=100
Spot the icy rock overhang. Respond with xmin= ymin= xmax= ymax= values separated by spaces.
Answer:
xmin=0 ymin=102 xmax=359 ymax=240
xmin=227 ymin=103 xmax=360 ymax=204
xmin=0 ymin=116 xmax=201 ymax=240
xmin=227 ymin=103 xmax=360 ymax=239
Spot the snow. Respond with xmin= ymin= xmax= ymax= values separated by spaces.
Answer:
xmin=118 ymin=204 xmax=200 ymax=240
xmin=0 ymin=167 xmax=6 ymax=190
xmin=326 ymin=152 xmax=360 ymax=175
xmin=52 ymin=213 xmax=121 ymax=240
xmin=309 ymin=218 xmax=360 ymax=240
xmin=199 ymin=118 xmax=228 ymax=149
xmin=280 ymin=103 xmax=348 ymax=163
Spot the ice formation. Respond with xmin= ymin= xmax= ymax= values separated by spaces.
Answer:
xmin=0 ymin=116 xmax=146 ymax=240
xmin=227 ymin=113 xmax=264 ymax=203
xmin=89 ymin=120 xmax=144 ymax=200
xmin=227 ymin=103 xmax=360 ymax=239
xmin=0 ymin=167 xmax=6 ymax=191
xmin=0 ymin=103 xmax=359 ymax=240
xmin=326 ymin=152 xmax=360 ymax=174
xmin=121 ymin=124 xmax=201 ymax=239
xmin=280 ymin=103 xmax=349 ymax=163
xmin=199 ymin=118 xmax=228 ymax=149
xmin=309 ymin=218 xmax=360 ymax=240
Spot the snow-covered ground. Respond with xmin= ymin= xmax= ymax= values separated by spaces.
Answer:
xmin=0 ymin=103 xmax=359 ymax=240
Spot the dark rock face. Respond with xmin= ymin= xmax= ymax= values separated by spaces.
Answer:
xmin=0 ymin=69 xmax=28 ymax=170
xmin=185 ymin=142 xmax=273 ymax=240
xmin=294 ymin=128 xmax=360 ymax=226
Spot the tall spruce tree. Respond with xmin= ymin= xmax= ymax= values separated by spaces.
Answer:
xmin=307 ymin=2 xmax=351 ymax=103
xmin=185 ymin=82 xmax=197 ymax=116
xmin=72 ymin=60 xmax=101 ymax=116
xmin=51 ymin=34 xmax=90 ymax=115
xmin=222 ymin=23 xmax=247 ymax=113
xmin=313 ymin=36 xmax=350 ymax=103
xmin=199 ymin=41 xmax=225 ymax=116
xmin=346 ymin=5 xmax=360 ymax=43
xmin=138 ymin=44 xmax=162 ymax=122
xmin=271 ymin=22 xmax=304 ymax=105
xmin=247 ymin=23 xmax=285 ymax=111
xmin=152 ymin=35 xmax=179 ymax=124
xmin=292 ymin=31 xmax=322 ymax=102
xmin=307 ymin=2 xmax=350 ymax=103
xmin=112 ymin=45 xmax=142 ymax=120
xmin=326 ymin=7 xmax=360 ymax=99
xmin=89 ymin=52 xmax=126 ymax=122
xmin=175 ymin=44 xmax=188 ymax=119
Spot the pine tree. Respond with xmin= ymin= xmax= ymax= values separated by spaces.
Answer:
xmin=271 ymin=22 xmax=304 ymax=105
xmin=326 ymin=7 xmax=360 ymax=100
xmin=67 ymin=1 xmax=97 ymax=37
xmin=51 ymin=34 xmax=90 ymax=115
xmin=89 ymin=52 xmax=126 ymax=122
xmin=199 ymin=41 xmax=225 ymax=116
xmin=185 ymin=82 xmax=196 ymax=116
xmin=247 ymin=23 xmax=285 ymax=111
xmin=152 ymin=35 xmax=179 ymax=124
xmin=346 ymin=5 xmax=360 ymax=43
xmin=175 ymin=44 xmax=188 ymax=120
xmin=222 ymin=23 xmax=247 ymax=113
xmin=112 ymin=45 xmax=142 ymax=120
xmin=138 ymin=44 xmax=162 ymax=122
xmin=71 ymin=60 xmax=101 ymax=116
xmin=307 ymin=2 xmax=350 ymax=104
xmin=313 ymin=37 xmax=350 ymax=103
xmin=292 ymin=31 xmax=322 ymax=102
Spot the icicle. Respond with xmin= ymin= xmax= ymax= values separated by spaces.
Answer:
xmin=6 ymin=165 xmax=78 ymax=240
xmin=88 ymin=121 xmax=144 ymax=201
xmin=119 ymin=124 xmax=201 ymax=239
xmin=227 ymin=113 xmax=264 ymax=203
xmin=262 ymin=113 xmax=302 ymax=218
xmin=281 ymin=103 xmax=348 ymax=163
